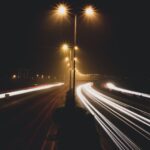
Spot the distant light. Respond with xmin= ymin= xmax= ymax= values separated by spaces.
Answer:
xmin=36 ymin=74 xmax=39 ymax=78
xmin=67 ymin=63 xmax=70 ymax=67
xmin=74 ymin=46 xmax=79 ymax=51
xmin=106 ymin=82 xmax=115 ymax=89
xmin=62 ymin=43 xmax=69 ymax=52
xmin=74 ymin=57 xmax=78 ymax=62
xmin=41 ymin=75 xmax=44 ymax=79
xmin=12 ymin=74 xmax=17 ymax=79
xmin=65 ymin=57 xmax=69 ymax=62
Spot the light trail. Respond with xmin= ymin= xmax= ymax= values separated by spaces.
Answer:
xmin=106 ymin=82 xmax=150 ymax=99
xmin=0 ymin=83 xmax=64 ymax=99
xmin=76 ymin=83 xmax=150 ymax=150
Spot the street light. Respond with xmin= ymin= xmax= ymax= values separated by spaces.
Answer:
xmin=74 ymin=46 xmax=79 ymax=51
xmin=67 ymin=63 xmax=70 ymax=67
xmin=57 ymin=4 xmax=68 ymax=16
xmin=61 ymin=43 xmax=69 ymax=52
xmin=72 ymin=5 xmax=96 ymax=100
xmin=54 ymin=3 xmax=69 ymax=17
xmin=74 ymin=57 xmax=78 ymax=62
xmin=54 ymin=3 xmax=97 ymax=101
xmin=12 ymin=74 xmax=17 ymax=80
xmin=84 ymin=5 xmax=95 ymax=17
xmin=65 ymin=57 xmax=69 ymax=62
xmin=83 ymin=5 xmax=99 ymax=24
xmin=61 ymin=43 xmax=72 ymax=89
xmin=52 ymin=3 xmax=70 ymax=23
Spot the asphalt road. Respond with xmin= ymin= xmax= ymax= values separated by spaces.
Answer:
xmin=76 ymin=83 xmax=150 ymax=150
xmin=0 ymin=84 xmax=67 ymax=150
xmin=0 ymin=82 xmax=149 ymax=150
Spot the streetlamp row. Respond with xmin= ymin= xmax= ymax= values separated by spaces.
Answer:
xmin=53 ymin=3 xmax=98 ymax=102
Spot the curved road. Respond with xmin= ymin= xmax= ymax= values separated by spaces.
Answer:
xmin=0 ymin=82 xmax=149 ymax=150
xmin=76 ymin=82 xmax=150 ymax=150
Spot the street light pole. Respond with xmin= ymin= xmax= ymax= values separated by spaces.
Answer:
xmin=54 ymin=4 xmax=97 ymax=101
xmin=69 ymin=49 xmax=72 ymax=90
xmin=73 ymin=15 xmax=77 ymax=100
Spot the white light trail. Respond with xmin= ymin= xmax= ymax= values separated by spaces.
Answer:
xmin=0 ymin=83 xmax=64 ymax=99
xmin=76 ymin=83 xmax=150 ymax=150
xmin=106 ymin=82 xmax=150 ymax=99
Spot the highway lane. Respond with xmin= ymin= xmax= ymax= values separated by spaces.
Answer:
xmin=0 ymin=83 xmax=67 ymax=150
xmin=0 ymin=82 xmax=149 ymax=150
xmin=76 ymin=83 xmax=150 ymax=150
xmin=0 ymin=83 xmax=64 ymax=99
xmin=105 ymin=82 xmax=150 ymax=99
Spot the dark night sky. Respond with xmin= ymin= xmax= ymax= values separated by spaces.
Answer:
xmin=1 ymin=0 xmax=150 ymax=77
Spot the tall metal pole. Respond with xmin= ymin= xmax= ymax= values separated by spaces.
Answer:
xmin=73 ymin=15 xmax=77 ymax=100
xmin=69 ymin=49 xmax=72 ymax=90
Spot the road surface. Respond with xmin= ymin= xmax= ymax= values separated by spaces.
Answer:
xmin=0 ymin=83 xmax=66 ymax=150
xmin=76 ymin=82 xmax=150 ymax=150
xmin=0 ymin=82 xmax=149 ymax=150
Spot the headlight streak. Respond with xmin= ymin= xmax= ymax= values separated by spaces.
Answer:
xmin=85 ymin=83 xmax=150 ymax=126
xmin=0 ymin=83 xmax=64 ymax=99
xmin=76 ymin=84 xmax=140 ymax=150
xmin=82 ymin=83 xmax=150 ymax=140
xmin=77 ymin=83 xmax=150 ymax=150
xmin=106 ymin=82 xmax=150 ymax=99
xmin=85 ymin=86 xmax=150 ymax=118
xmin=83 ymin=89 xmax=150 ymax=140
